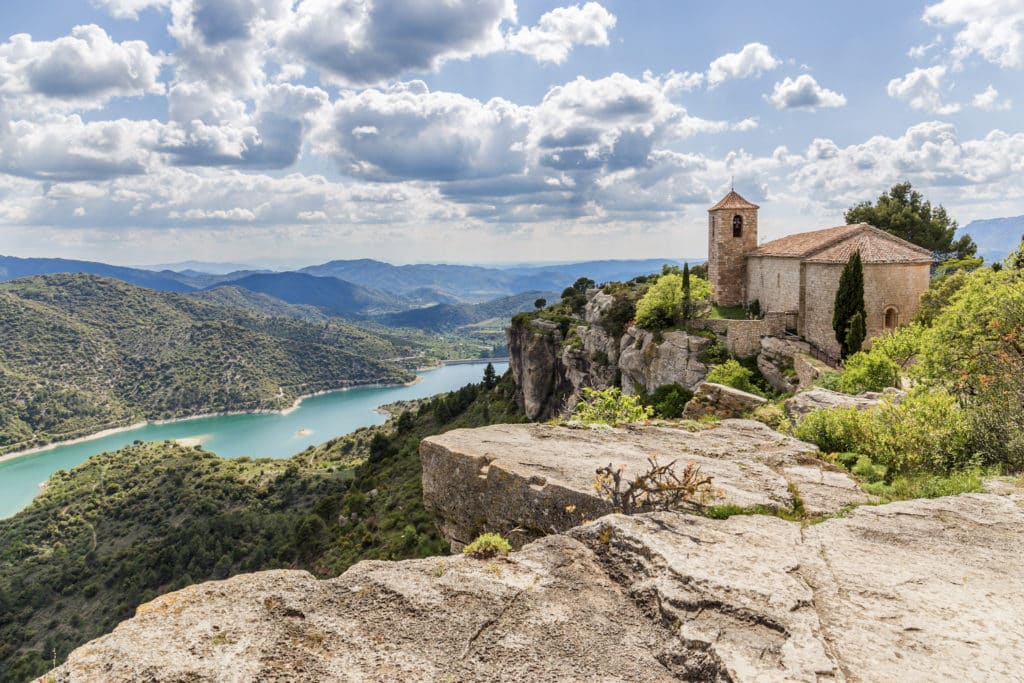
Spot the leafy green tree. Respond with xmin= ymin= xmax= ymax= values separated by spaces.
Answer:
xmin=533 ymin=297 xmax=547 ymax=310
xmin=833 ymin=251 xmax=866 ymax=358
xmin=635 ymin=274 xmax=683 ymax=329
xmin=837 ymin=351 xmax=900 ymax=393
xmin=844 ymin=311 xmax=866 ymax=358
xmin=482 ymin=362 xmax=497 ymax=389
xmin=844 ymin=182 xmax=976 ymax=261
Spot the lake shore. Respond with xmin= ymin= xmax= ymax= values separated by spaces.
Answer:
xmin=0 ymin=375 xmax=425 ymax=465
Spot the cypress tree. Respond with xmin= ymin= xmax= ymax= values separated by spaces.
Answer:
xmin=482 ymin=362 xmax=497 ymax=389
xmin=833 ymin=250 xmax=866 ymax=358
xmin=844 ymin=311 xmax=866 ymax=358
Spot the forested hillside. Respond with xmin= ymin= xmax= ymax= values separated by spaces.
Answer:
xmin=0 ymin=371 xmax=524 ymax=681
xmin=380 ymin=290 xmax=554 ymax=331
xmin=0 ymin=274 xmax=415 ymax=454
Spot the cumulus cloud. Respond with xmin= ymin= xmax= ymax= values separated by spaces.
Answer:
xmin=924 ymin=0 xmax=1024 ymax=68
xmin=767 ymin=75 xmax=847 ymax=110
xmin=0 ymin=25 xmax=164 ymax=112
xmin=506 ymin=2 xmax=616 ymax=64
xmin=92 ymin=0 xmax=171 ymax=19
xmin=707 ymin=43 xmax=780 ymax=87
xmin=972 ymin=84 xmax=1011 ymax=110
xmin=277 ymin=0 xmax=515 ymax=86
xmin=887 ymin=66 xmax=960 ymax=114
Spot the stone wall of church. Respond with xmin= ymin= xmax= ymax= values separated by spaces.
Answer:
xmin=745 ymin=256 xmax=801 ymax=312
xmin=800 ymin=261 xmax=931 ymax=356
xmin=708 ymin=207 xmax=758 ymax=306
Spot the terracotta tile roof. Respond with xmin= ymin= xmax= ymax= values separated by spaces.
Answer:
xmin=708 ymin=190 xmax=760 ymax=211
xmin=748 ymin=224 xmax=934 ymax=264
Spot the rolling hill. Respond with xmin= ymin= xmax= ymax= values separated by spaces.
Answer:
xmin=0 ymin=274 xmax=413 ymax=454
xmin=212 ymin=272 xmax=404 ymax=317
xmin=380 ymin=291 xmax=555 ymax=332
xmin=0 ymin=255 xmax=196 ymax=292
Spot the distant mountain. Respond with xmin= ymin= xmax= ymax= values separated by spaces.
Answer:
xmin=380 ymin=291 xmax=555 ymax=332
xmin=0 ymin=274 xmax=412 ymax=453
xmin=959 ymin=216 xmax=1024 ymax=262
xmin=215 ymin=272 xmax=404 ymax=316
xmin=0 ymin=255 xmax=196 ymax=292
xmin=136 ymin=260 xmax=259 ymax=274
xmin=301 ymin=258 xmax=694 ymax=302
xmin=192 ymin=285 xmax=332 ymax=322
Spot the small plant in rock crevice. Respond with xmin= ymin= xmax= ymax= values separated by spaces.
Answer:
xmin=462 ymin=532 xmax=512 ymax=559
xmin=593 ymin=456 xmax=718 ymax=515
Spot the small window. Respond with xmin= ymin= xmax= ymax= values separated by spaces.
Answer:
xmin=776 ymin=273 xmax=781 ymax=288
xmin=732 ymin=215 xmax=743 ymax=237
xmin=884 ymin=307 xmax=898 ymax=329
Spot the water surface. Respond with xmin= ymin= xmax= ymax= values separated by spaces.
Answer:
xmin=0 ymin=362 xmax=507 ymax=518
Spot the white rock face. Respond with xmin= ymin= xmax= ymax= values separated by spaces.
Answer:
xmin=784 ymin=386 xmax=905 ymax=421
xmin=49 ymin=493 xmax=1024 ymax=682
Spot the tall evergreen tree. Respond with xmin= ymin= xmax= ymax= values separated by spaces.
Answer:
xmin=833 ymin=250 xmax=866 ymax=358
xmin=482 ymin=362 xmax=497 ymax=389
xmin=844 ymin=311 xmax=866 ymax=358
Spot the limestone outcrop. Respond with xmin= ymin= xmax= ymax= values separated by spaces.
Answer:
xmin=784 ymin=386 xmax=905 ymax=421
xmin=49 ymin=493 xmax=1024 ymax=682
xmin=508 ymin=290 xmax=714 ymax=419
xmin=681 ymin=381 xmax=767 ymax=420
xmin=420 ymin=420 xmax=869 ymax=550
xmin=617 ymin=326 xmax=711 ymax=395
xmin=757 ymin=336 xmax=810 ymax=393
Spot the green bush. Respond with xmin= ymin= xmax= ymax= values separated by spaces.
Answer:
xmin=793 ymin=406 xmax=866 ymax=454
xmin=572 ymin=387 xmax=653 ymax=425
xmin=705 ymin=359 xmax=763 ymax=396
xmin=698 ymin=339 xmax=729 ymax=365
xmin=851 ymin=455 xmax=884 ymax=483
xmin=640 ymin=384 xmax=693 ymax=419
xmin=837 ymin=351 xmax=900 ymax=393
xmin=634 ymin=274 xmax=683 ymax=330
xmin=462 ymin=532 xmax=511 ymax=559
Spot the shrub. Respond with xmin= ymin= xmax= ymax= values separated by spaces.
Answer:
xmin=851 ymin=455 xmax=884 ymax=483
xmin=836 ymin=351 xmax=900 ymax=393
xmin=593 ymin=457 xmax=716 ymax=514
xmin=641 ymin=383 xmax=692 ymax=419
xmin=705 ymin=359 xmax=763 ymax=396
xmin=750 ymin=402 xmax=786 ymax=429
xmin=572 ymin=387 xmax=653 ymax=425
xmin=792 ymin=406 xmax=867 ymax=454
xmin=698 ymin=339 xmax=729 ymax=365
xmin=462 ymin=532 xmax=511 ymax=559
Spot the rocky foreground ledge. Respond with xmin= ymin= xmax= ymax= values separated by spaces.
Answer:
xmin=421 ymin=420 xmax=871 ymax=549
xmin=50 ymin=493 xmax=1024 ymax=682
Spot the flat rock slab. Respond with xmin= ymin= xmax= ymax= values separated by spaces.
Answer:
xmin=421 ymin=420 xmax=870 ymax=549
xmin=51 ymin=494 xmax=1024 ymax=682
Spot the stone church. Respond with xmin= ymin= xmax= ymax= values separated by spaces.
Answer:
xmin=707 ymin=190 xmax=933 ymax=357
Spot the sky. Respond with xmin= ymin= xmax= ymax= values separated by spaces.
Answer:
xmin=0 ymin=0 xmax=1022 ymax=267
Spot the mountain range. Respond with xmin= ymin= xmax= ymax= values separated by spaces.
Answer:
xmin=959 ymin=216 xmax=1024 ymax=262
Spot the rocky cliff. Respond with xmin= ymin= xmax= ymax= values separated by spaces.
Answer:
xmin=509 ymin=290 xmax=713 ymax=420
xmin=49 ymin=491 xmax=1024 ymax=682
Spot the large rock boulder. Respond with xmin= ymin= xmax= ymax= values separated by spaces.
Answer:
xmin=50 ymin=494 xmax=1024 ymax=682
xmin=784 ymin=387 xmax=905 ymax=421
xmin=507 ymin=320 xmax=569 ymax=420
xmin=420 ymin=421 xmax=869 ymax=550
xmin=617 ymin=325 xmax=712 ymax=394
xmin=682 ymin=381 xmax=768 ymax=420
xmin=757 ymin=336 xmax=811 ymax=393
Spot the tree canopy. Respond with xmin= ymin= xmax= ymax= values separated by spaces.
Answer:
xmin=844 ymin=182 xmax=976 ymax=261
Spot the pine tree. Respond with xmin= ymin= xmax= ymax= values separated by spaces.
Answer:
xmin=844 ymin=311 xmax=866 ymax=358
xmin=833 ymin=250 xmax=866 ymax=358
xmin=482 ymin=362 xmax=497 ymax=389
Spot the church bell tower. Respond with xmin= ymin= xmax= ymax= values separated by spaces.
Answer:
xmin=707 ymin=188 xmax=759 ymax=306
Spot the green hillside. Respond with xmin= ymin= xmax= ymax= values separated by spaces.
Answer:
xmin=0 ymin=274 xmax=415 ymax=454
xmin=0 ymin=372 xmax=524 ymax=682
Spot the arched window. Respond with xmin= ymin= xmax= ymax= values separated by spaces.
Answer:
xmin=732 ymin=215 xmax=743 ymax=237
xmin=884 ymin=307 xmax=898 ymax=330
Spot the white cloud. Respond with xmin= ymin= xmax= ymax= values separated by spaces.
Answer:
xmin=505 ymin=2 xmax=616 ymax=64
xmin=924 ymin=0 xmax=1024 ymax=68
xmin=886 ymin=66 xmax=961 ymax=114
xmin=732 ymin=117 xmax=759 ymax=131
xmin=657 ymin=69 xmax=705 ymax=95
xmin=0 ymin=25 xmax=164 ymax=112
xmin=92 ymin=0 xmax=170 ymax=19
xmin=972 ymin=85 xmax=1012 ymax=110
xmin=706 ymin=42 xmax=780 ymax=87
xmin=277 ymin=0 xmax=515 ymax=86
xmin=767 ymin=75 xmax=847 ymax=110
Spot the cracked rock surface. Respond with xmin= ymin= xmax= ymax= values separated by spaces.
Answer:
xmin=50 ymin=494 xmax=1024 ymax=682
xmin=421 ymin=420 xmax=870 ymax=549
